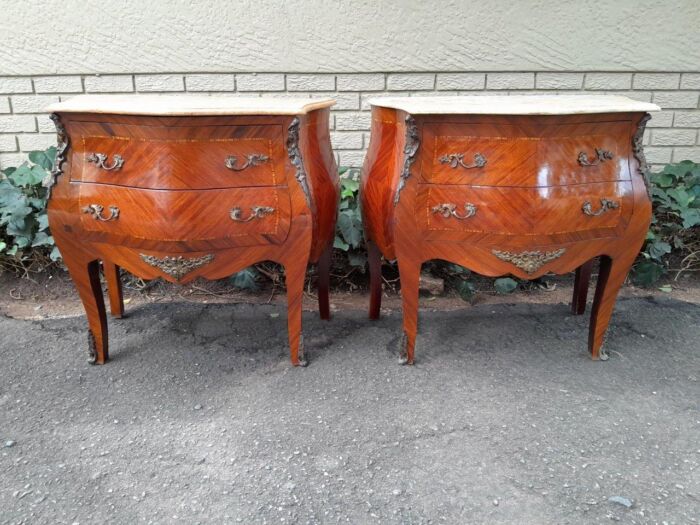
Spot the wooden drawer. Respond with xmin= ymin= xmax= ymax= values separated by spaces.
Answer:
xmin=78 ymin=183 xmax=291 ymax=245
xmin=417 ymin=182 xmax=633 ymax=238
xmin=421 ymin=122 xmax=538 ymax=185
xmin=69 ymin=121 xmax=286 ymax=190
xmin=536 ymin=121 xmax=630 ymax=185
xmin=420 ymin=120 xmax=630 ymax=186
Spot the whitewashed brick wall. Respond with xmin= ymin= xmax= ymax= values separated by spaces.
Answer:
xmin=1 ymin=71 xmax=699 ymax=171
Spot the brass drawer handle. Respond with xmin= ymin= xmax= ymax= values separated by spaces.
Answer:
xmin=439 ymin=153 xmax=487 ymax=170
xmin=578 ymin=148 xmax=613 ymax=166
xmin=230 ymin=205 xmax=275 ymax=222
xmin=582 ymin=198 xmax=620 ymax=216
xmin=431 ymin=202 xmax=477 ymax=220
xmin=82 ymin=204 xmax=120 ymax=221
xmin=86 ymin=153 xmax=124 ymax=171
xmin=225 ymin=154 xmax=269 ymax=171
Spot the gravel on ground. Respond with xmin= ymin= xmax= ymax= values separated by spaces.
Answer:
xmin=1 ymin=296 xmax=698 ymax=523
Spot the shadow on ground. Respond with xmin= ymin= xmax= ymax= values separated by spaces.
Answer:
xmin=1 ymin=296 xmax=698 ymax=523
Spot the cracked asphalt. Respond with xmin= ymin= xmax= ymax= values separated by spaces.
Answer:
xmin=1 ymin=296 xmax=699 ymax=524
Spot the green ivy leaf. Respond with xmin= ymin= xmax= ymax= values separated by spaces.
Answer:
xmin=49 ymin=245 xmax=62 ymax=261
xmin=333 ymin=236 xmax=350 ymax=251
xmin=6 ymin=164 xmax=30 ymax=186
xmin=667 ymin=187 xmax=691 ymax=208
xmin=651 ymin=172 xmax=675 ymax=188
xmin=632 ymin=260 xmax=665 ymax=286
xmin=680 ymin=208 xmax=700 ymax=228
xmin=230 ymin=267 xmax=259 ymax=291
xmin=28 ymin=149 xmax=55 ymax=171
xmin=37 ymin=212 xmax=49 ymax=231
xmin=27 ymin=197 xmax=46 ymax=210
xmin=494 ymin=277 xmax=518 ymax=294
xmin=0 ymin=179 xmax=20 ymax=205
xmin=688 ymin=183 xmax=700 ymax=201
xmin=340 ymin=177 xmax=359 ymax=199
xmin=8 ymin=164 xmax=46 ymax=187
xmin=1 ymin=195 xmax=33 ymax=230
xmin=337 ymin=210 xmax=363 ymax=249
xmin=648 ymin=240 xmax=672 ymax=260
xmin=12 ymin=234 xmax=31 ymax=248
xmin=448 ymin=263 xmax=471 ymax=276
xmin=31 ymin=232 xmax=54 ymax=247
xmin=651 ymin=187 xmax=672 ymax=205
xmin=0 ymin=188 xmax=27 ymax=211
xmin=661 ymin=160 xmax=695 ymax=178
xmin=457 ymin=280 xmax=476 ymax=302
xmin=0 ymin=241 xmax=6 ymax=252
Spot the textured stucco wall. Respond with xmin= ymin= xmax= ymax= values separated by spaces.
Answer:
xmin=1 ymin=1 xmax=699 ymax=170
xmin=1 ymin=0 xmax=699 ymax=75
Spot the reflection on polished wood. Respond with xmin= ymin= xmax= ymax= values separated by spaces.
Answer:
xmin=46 ymin=96 xmax=339 ymax=366
xmin=361 ymin=96 xmax=657 ymax=364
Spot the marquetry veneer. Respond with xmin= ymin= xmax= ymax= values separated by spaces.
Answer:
xmin=45 ymin=95 xmax=339 ymax=366
xmin=361 ymin=95 xmax=659 ymax=364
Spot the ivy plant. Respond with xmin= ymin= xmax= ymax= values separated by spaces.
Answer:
xmin=0 ymin=147 xmax=60 ymax=261
xmin=2 ymin=149 xmax=699 ymax=295
xmin=633 ymin=160 xmax=700 ymax=285
xmin=335 ymin=168 xmax=365 ymax=267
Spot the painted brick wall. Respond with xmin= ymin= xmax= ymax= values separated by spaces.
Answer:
xmin=1 ymin=71 xmax=699 ymax=170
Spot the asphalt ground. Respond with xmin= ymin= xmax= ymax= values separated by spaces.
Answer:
xmin=1 ymin=296 xmax=699 ymax=523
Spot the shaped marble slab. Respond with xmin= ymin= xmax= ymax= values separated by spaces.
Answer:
xmin=368 ymin=95 xmax=659 ymax=115
xmin=46 ymin=95 xmax=336 ymax=116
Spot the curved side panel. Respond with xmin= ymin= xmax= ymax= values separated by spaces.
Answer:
xmin=627 ymin=113 xmax=654 ymax=241
xmin=298 ymin=108 xmax=339 ymax=261
xmin=360 ymin=107 xmax=401 ymax=260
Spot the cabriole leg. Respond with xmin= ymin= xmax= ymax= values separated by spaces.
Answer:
xmin=571 ymin=259 xmax=594 ymax=315
xmin=367 ymin=240 xmax=383 ymax=320
xmin=103 ymin=261 xmax=124 ymax=318
xmin=284 ymin=255 xmax=310 ymax=367
xmin=588 ymin=253 xmax=636 ymax=360
xmin=62 ymin=252 xmax=109 ymax=364
xmin=398 ymin=258 xmax=421 ymax=365
xmin=317 ymin=243 xmax=332 ymax=321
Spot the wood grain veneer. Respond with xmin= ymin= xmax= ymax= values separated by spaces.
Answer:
xmin=361 ymin=98 xmax=656 ymax=364
xmin=46 ymin=98 xmax=338 ymax=367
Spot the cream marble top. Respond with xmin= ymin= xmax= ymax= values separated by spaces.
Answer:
xmin=46 ymin=95 xmax=336 ymax=116
xmin=368 ymin=95 xmax=659 ymax=115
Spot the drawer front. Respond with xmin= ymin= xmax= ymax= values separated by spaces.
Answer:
xmin=69 ymin=121 xmax=286 ymax=190
xmin=417 ymin=182 xmax=632 ymax=238
xmin=421 ymin=123 xmax=538 ymax=186
xmin=420 ymin=121 xmax=630 ymax=186
xmin=78 ymin=184 xmax=291 ymax=245
xmin=536 ymin=121 xmax=630 ymax=185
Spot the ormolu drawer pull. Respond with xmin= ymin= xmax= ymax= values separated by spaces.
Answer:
xmin=431 ymin=202 xmax=477 ymax=220
xmin=82 ymin=204 xmax=120 ymax=221
xmin=224 ymin=154 xmax=269 ymax=171
xmin=578 ymin=148 xmax=613 ymax=166
xmin=582 ymin=198 xmax=620 ymax=216
xmin=86 ymin=153 xmax=124 ymax=171
xmin=230 ymin=205 xmax=275 ymax=222
xmin=439 ymin=153 xmax=487 ymax=170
